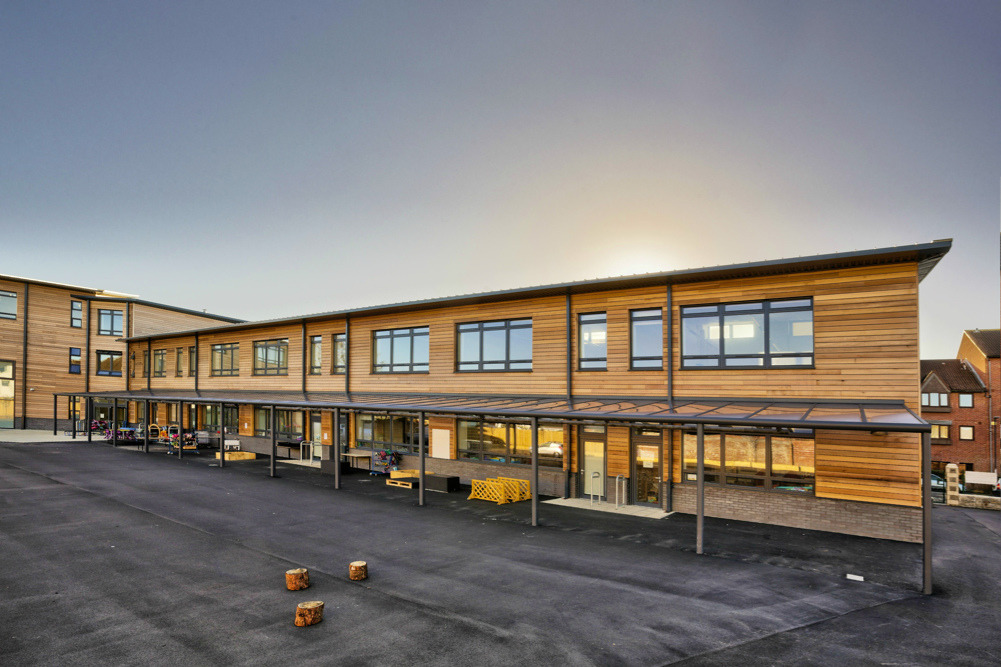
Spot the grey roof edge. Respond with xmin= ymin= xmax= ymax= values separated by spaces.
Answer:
xmin=68 ymin=294 xmax=244 ymax=324
xmin=121 ymin=239 xmax=952 ymax=343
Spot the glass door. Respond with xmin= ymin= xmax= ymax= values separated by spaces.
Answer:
xmin=0 ymin=361 xmax=13 ymax=428
xmin=633 ymin=428 xmax=662 ymax=505
xmin=580 ymin=425 xmax=606 ymax=498
xmin=310 ymin=412 xmax=322 ymax=462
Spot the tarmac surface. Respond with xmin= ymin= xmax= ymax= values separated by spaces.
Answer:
xmin=1 ymin=439 xmax=999 ymax=666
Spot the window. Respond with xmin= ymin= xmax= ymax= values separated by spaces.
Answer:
xmin=457 ymin=319 xmax=532 ymax=372
xmin=930 ymin=424 xmax=950 ymax=440
xmin=0 ymin=290 xmax=16 ymax=320
xmin=356 ymin=414 xmax=424 ymax=454
xmin=276 ymin=410 xmax=304 ymax=440
xmin=69 ymin=348 xmax=81 ymax=374
xmin=921 ymin=393 xmax=949 ymax=408
xmin=254 ymin=407 xmax=270 ymax=436
xmin=681 ymin=299 xmax=813 ymax=368
xmin=332 ymin=333 xmax=347 ymax=374
xmin=211 ymin=343 xmax=239 ymax=376
xmin=630 ymin=309 xmax=663 ymax=369
xmin=95 ymin=351 xmax=122 ymax=376
xmin=373 ymin=326 xmax=429 ymax=373
xmin=97 ymin=309 xmax=123 ymax=336
xmin=578 ymin=313 xmax=607 ymax=370
xmin=188 ymin=346 xmax=197 ymax=376
xmin=959 ymin=426 xmax=974 ymax=440
xmin=152 ymin=349 xmax=166 ymax=377
xmin=682 ymin=431 xmax=815 ymax=493
xmin=309 ymin=335 xmax=322 ymax=375
xmin=958 ymin=393 xmax=973 ymax=408
xmin=70 ymin=300 xmax=83 ymax=327
xmin=142 ymin=349 xmax=149 ymax=378
xmin=457 ymin=420 xmax=564 ymax=467
xmin=129 ymin=352 xmax=135 ymax=378
xmin=253 ymin=339 xmax=288 ymax=375
xmin=175 ymin=348 xmax=184 ymax=377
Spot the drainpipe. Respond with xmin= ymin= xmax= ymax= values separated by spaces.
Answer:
xmin=21 ymin=282 xmax=28 ymax=429
xmin=344 ymin=316 xmax=351 ymax=397
xmin=565 ymin=291 xmax=572 ymax=499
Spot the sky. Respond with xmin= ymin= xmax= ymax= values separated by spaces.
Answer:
xmin=1 ymin=1 xmax=998 ymax=358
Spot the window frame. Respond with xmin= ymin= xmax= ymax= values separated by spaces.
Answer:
xmin=578 ymin=312 xmax=607 ymax=371
xmin=332 ymin=333 xmax=347 ymax=374
xmin=958 ymin=393 xmax=974 ymax=408
xmin=253 ymin=339 xmax=288 ymax=376
xmin=142 ymin=349 xmax=149 ymax=378
xmin=681 ymin=429 xmax=815 ymax=494
xmin=355 ymin=413 xmax=425 ymax=454
xmin=629 ymin=308 xmax=664 ymax=370
xmin=680 ymin=298 xmax=814 ymax=369
xmin=95 ymin=350 xmax=123 ymax=377
xmin=152 ymin=349 xmax=166 ymax=377
xmin=175 ymin=348 xmax=184 ymax=377
xmin=70 ymin=300 xmax=83 ymax=328
xmin=930 ymin=424 xmax=950 ymax=441
xmin=0 ymin=290 xmax=16 ymax=320
xmin=188 ymin=346 xmax=197 ymax=376
xmin=308 ymin=335 xmax=322 ymax=375
xmin=921 ymin=392 xmax=949 ymax=408
xmin=254 ymin=407 xmax=271 ymax=437
xmin=959 ymin=425 xmax=974 ymax=440
xmin=455 ymin=419 xmax=565 ymax=468
xmin=372 ymin=326 xmax=430 ymax=374
xmin=97 ymin=309 xmax=123 ymax=336
xmin=211 ymin=343 xmax=240 ymax=377
xmin=456 ymin=319 xmax=533 ymax=372
xmin=69 ymin=347 xmax=81 ymax=374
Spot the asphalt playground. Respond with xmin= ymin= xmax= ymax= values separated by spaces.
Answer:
xmin=1 ymin=438 xmax=999 ymax=666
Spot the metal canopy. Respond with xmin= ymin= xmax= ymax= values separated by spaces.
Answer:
xmin=57 ymin=389 xmax=930 ymax=433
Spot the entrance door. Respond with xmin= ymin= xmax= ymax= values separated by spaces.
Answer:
xmin=580 ymin=425 xmax=606 ymax=498
xmin=310 ymin=413 xmax=322 ymax=462
xmin=633 ymin=428 xmax=662 ymax=505
xmin=0 ymin=361 xmax=13 ymax=428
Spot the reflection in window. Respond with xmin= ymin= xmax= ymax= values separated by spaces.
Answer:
xmin=69 ymin=348 xmax=81 ymax=374
xmin=309 ymin=335 xmax=322 ymax=374
xmin=355 ymin=414 xmax=424 ymax=454
xmin=211 ymin=343 xmax=239 ymax=376
xmin=681 ymin=299 xmax=813 ymax=368
xmin=373 ymin=327 xmax=429 ymax=373
xmin=457 ymin=420 xmax=563 ymax=467
xmin=0 ymin=291 xmax=16 ymax=320
xmin=98 ymin=309 xmax=123 ymax=336
xmin=96 ymin=351 xmax=122 ymax=376
xmin=332 ymin=333 xmax=346 ymax=374
xmin=682 ymin=431 xmax=814 ymax=493
xmin=457 ymin=319 xmax=532 ymax=372
xmin=630 ymin=309 xmax=663 ymax=369
xmin=253 ymin=339 xmax=288 ymax=375
xmin=579 ymin=313 xmax=607 ymax=370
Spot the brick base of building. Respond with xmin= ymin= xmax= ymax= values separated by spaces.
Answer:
xmin=671 ymin=484 xmax=923 ymax=543
xmin=397 ymin=455 xmax=568 ymax=497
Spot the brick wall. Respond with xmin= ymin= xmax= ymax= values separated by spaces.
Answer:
xmin=671 ymin=484 xmax=923 ymax=543
xmin=929 ymin=390 xmax=993 ymax=472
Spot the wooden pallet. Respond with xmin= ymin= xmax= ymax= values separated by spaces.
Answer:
xmin=386 ymin=477 xmax=418 ymax=489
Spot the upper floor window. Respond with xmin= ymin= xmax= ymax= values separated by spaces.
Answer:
xmin=0 ymin=290 xmax=16 ymax=320
xmin=70 ymin=300 xmax=83 ymax=327
xmin=253 ymin=339 xmax=288 ymax=376
xmin=922 ymin=393 xmax=948 ymax=408
xmin=457 ymin=319 xmax=532 ymax=372
xmin=959 ymin=426 xmax=974 ymax=440
xmin=681 ymin=298 xmax=813 ymax=369
xmin=579 ymin=313 xmax=607 ymax=370
xmin=98 ymin=309 xmax=123 ymax=336
xmin=374 ymin=326 xmax=429 ymax=373
xmin=211 ymin=343 xmax=239 ymax=376
xmin=930 ymin=424 xmax=950 ymax=440
xmin=309 ymin=335 xmax=322 ymax=375
xmin=175 ymin=348 xmax=184 ymax=377
xmin=332 ymin=333 xmax=347 ymax=374
xmin=69 ymin=348 xmax=81 ymax=374
xmin=630 ymin=309 xmax=663 ymax=369
xmin=96 ymin=350 xmax=122 ymax=376
xmin=188 ymin=346 xmax=197 ymax=376
xmin=152 ymin=349 xmax=166 ymax=377
xmin=958 ymin=393 xmax=973 ymax=408
xmin=142 ymin=349 xmax=149 ymax=378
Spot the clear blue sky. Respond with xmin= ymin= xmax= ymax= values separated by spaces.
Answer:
xmin=2 ymin=1 xmax=998 ymax=357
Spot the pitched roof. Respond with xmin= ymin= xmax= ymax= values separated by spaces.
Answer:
xmin=921 ymin=359 xmax=986 ymax=392
xmin=964 ymin=329 xmax=1000 ymax=359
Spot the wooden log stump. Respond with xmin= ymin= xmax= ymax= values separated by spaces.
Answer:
xmin=294 ymin=600 xmax=324 ymax=627
xmin=285 ymin=567 xmax=309 ymax=591
xmin=349 ymin=560 xmax=368 ymax=581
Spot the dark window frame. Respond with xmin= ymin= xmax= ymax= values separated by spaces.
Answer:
xmin=455 ymin=419 xmax=564 ymax=468
xmin=69 ymin=347 xmax=81 ymax=374
xmin=355 ymin=413 xmax=425 ymax=454
xmin=152 ymin=349 xmax=167 ymax=377
xmin=211 ymin=343 xmax=240 ymax=377
xmin=254 ymin=407 xmax=270 ymax=437
xmin=456 ymin=319 xmax=533 ymax=372
xmin=253 ymin=339 xmax=288 ymax=376
xmin=629 ymin=308 xmax=664 ymax=370
xmin=188 ymin=346 xmax=197 ymax=376
xmin=0 ymin=290 xmax=16 ymax=320
xmin=681 ymin=429 xmax=815 ymax=494
xmin=175 ymin=348 xmax=184 ymax=377
xmin=930 ymin=423 xmax=950 ymax=441
xmin=95 ymin=350 xmax=123 ymax=377
xmin=97 ymin=309 xmax=123 ymax=336
xmin=373 ymin=326 xmax=430 ymax=374
xmin=70 ymin=300 xmax=83 ymax=328
xmin=958 ymin=393 xmax=974 ymax=408
xmin=332 ymin=333 xmax=347 ymax=374
xmin=959 ymin=425 xmax=974 ymax=440
xmin=142 ymin=349 xmax=149 ymax=378
xmin=578 ymin=312 xmax=607 ymax=371
xmin=308 ymin=335 xmax=322 ymax=375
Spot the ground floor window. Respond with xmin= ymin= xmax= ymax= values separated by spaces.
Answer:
xmin=682 ymin=431 xmax=814 ymax=493
xmin=277 ymin=410 xmax=304 ymax=441
xmin=458 ymin=420 xmax=564 ymax=467
xmin=355 ymin=414 xmax=424 ymax=454
xmin=255 ymin=407 xmax=270 ymax=436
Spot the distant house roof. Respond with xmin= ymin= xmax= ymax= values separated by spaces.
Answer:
xmin=921 ymin=359 xmax=986 ymax=393
xmin=964 ymin=329 xmax=1000 ymax=359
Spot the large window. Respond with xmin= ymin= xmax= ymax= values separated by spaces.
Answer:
xmin=277 ymin=410 xmax=304 ymax=440
xmin=930 ymin=424 xmax=950 ymax=441
xmin=681 ymin=298 xmax=813 ymax=369
xmin=682 ymin=431 xmax=814 ymax=493
xmin=97 ymin=309 xmax=123 ymax=336
xmin=309 ymin=335 xmax=322 ymax=375
xmin=188 ymin=346 xmax=197 ymax=376
xmin=211 ymin=343 xmax=239 ymax=376
xmin=152 ymin=349 xmax=166 ymax=377
xmin=630 ymin=309 xmax=663 ymax=369
xmin=70 ymin=300 xmax=83 ymax=327
xmin=254 ymin=407 xmax=270 ymax=436
xmin=373 ymin=326 xmax=429 ymax=373
xmin=175 ymin=348 xmax=184 ymax=377
xmin=332 ymin=333 xmax=346 ymax=374
xmin=457 ymin=420 xmax=564 ymax=467
xmin=457 ymin=319 xmax=532 ymax=372
xmin=96 ymin=351 xmax=122 ymax=376
xmin=356 ymin=414 xmax=424 ymax=454
xmin=578 ymin=313 xmax=607 ymax=370
xmin=0 ymin=290 xmax=16 ymax=320
xmin=921 ymin=392 xmax=948 ymax=408
xmin=253 ymin=339 xmax=288 ymax=376
xmin=69 ymin=348 xmax=81 ymax=374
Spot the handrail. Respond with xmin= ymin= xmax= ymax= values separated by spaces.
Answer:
xmin=615 ymin=475 xmax=627 ymax=508
xmin=589 ymin=472 xmax=601 ymax=505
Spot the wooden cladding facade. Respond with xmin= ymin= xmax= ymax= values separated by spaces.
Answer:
xmin=123 ymin=261 xmax=925 ymax=508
